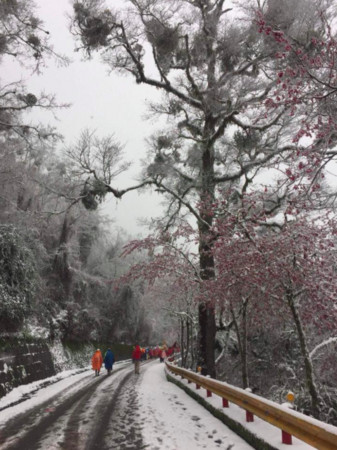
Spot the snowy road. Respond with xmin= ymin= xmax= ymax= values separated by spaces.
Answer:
xmin=0 ymin=362 xmax=145 ymax=449
xmin=0 ymin=360 xmax=255 ymax=449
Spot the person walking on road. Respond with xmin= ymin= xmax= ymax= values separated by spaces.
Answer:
xmin=132 ymin=345 xmax=142 ymax=375
xmin=160 ymin=348 xmax=167 ymax=363
xmin=104 ymin=348 xmax=115 ymax=374
xmin=91 ymin=349 xmax=103 ymax=376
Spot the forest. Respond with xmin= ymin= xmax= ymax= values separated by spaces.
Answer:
xmin=1 ymin=0 xmax=337 ymax=425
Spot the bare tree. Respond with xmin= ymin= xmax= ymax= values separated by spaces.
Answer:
xmin=0 ymin=0 xmax=68 ymax=141
xmin=70 ymin=0 xmax=335 ymax=377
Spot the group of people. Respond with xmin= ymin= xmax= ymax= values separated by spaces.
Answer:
xmin=91 ymin=348 xmax=115 ymax=376
xmin=131 ymin=344 xmax=166 ymax=374
xmin=131 ymin=342 xmax=180 ymax=373
xmin=91 ymin=342 xmax=180 ymax=376
xmin=133 ymin=343 xmax=179 ymax=361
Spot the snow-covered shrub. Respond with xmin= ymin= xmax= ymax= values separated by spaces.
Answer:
xmin=0 ymin=225 xmax=38 ymax=331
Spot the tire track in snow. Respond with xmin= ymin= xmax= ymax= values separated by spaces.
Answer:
xmin=0 ymin=364 xmax=134 ymax=449
xmin=60 ymin=369 xmax=134 ymax=450
xmin=88 ymin=364 xmax=149 ymax=450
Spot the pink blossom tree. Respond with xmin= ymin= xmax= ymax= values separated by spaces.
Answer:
xmin=255 ymin=1 xmax=337 ymax=200
xmin=212 ymin=186 xmax=337 ymax=418
xmin=121 ymin=222 xmax=201 ymax=365
xmin=69 ymin=0 xmax=337 ymax=377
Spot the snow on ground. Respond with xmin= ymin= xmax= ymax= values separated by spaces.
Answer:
xmin=139 ymin=362 xmax=253 ymax=449
xmin=0 ymin=368 xmax=89 ymax=413
xmin=162 ymin=364 xmax=320 ymax=450
xmin=0 ymin=368 xmax=92 ymax=426
xmin=0 ymin=359 xmax=331 ymax=449
xmin=0 ymin=361 xmax=130 ymax=424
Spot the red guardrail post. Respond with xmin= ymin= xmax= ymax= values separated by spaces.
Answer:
xmin=196 ymin=366 xmax=201 ymax=389
xmin=222 ymin=398 xmax=229 ymax=408
xmin=246 ymin=411 xmax=254 ymax=422
xmin=282 ymin=430 xmax=292 ymax=445
xmin=282 ymin=392 xmax=294 ymax=444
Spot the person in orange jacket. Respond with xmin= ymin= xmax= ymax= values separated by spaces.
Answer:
xmin=91 ymin=349 xmax=103 ymax=376
xmin=132 ymin=345 xmax=142 ymax=374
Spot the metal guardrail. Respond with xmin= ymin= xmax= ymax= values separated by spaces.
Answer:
xmin=165 ymin=361 xmax=337 ymax=449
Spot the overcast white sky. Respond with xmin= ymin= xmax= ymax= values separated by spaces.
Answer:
xmin=8 ymin=0 xmax=337 ymax=237
xmin=5 ymin=0 xmax=164 ymax=236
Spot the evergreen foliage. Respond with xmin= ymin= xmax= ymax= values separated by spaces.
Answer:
xmin=0 ymin=225 xmax=37 ymax=330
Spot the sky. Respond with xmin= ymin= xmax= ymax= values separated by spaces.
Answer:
xmin=6 ymin=0 xmax=337 ymax=238
xmin=0 ymin=361 xmax=321 ymax=449
xmin=4 ymin=0 xmax=164 ymax=236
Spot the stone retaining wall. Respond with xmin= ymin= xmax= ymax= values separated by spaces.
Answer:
xmin=0 ymin=337 xmax=55 ymax=398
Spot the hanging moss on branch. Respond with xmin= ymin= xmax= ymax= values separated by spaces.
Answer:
xmin=145 ymin=19 xmax=180 ymax=73
xmin=80 ymin=179 xmax=109 ymax=210
xmin=73 ymin=1 xmax=115 ymax=52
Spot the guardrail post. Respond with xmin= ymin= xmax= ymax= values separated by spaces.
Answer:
xmin=281 ymin=392 xmax=294 ymax=444
xmin=246 ymin=411 xmax=254 ymax=422
xmin=196 ymin=366 xmax=201 ymax=389
xmin=282 ymin=430 xmax=292 ymax=445
xmin=222 ymin=398 xmax=229 ymax=408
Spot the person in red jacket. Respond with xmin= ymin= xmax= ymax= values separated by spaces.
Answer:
xmin=132 ymin=345 xmax=142 ymax=374
xmin=91 ymin=349 xmax=103 ymax=376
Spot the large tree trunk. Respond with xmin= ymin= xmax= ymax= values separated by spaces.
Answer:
xmin=198 ymin=303 xmax=216 ymax=377
xmin=241 ymin=301 xmax=249 ymax=389
xmin=196 ymin=1 xmax=223 ymax=374
xmin=180 ymin=319 xmax=185 ymax=366
xmin=185 ymin=319 xmax=190 ymax=366
xmin=287 ymin=292 xmax=320 ymax=418
xmin=190 ymin=318 xmax=196 ymax=370
xmin=198 ymin=123 xmax=217 ymax=377
xmin=53 ymin=212 xmax=73 ymax=299
xmin=230 ymin=300 xmax=249 ymax=388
